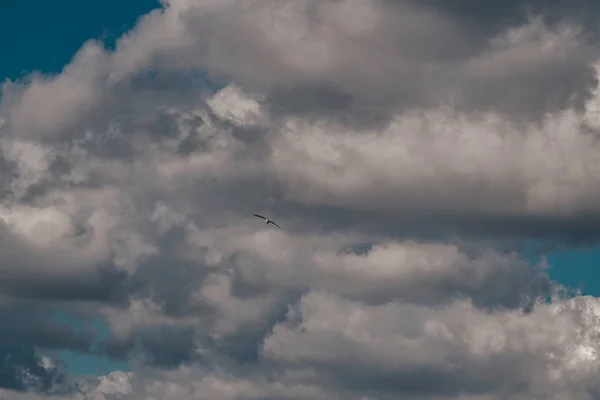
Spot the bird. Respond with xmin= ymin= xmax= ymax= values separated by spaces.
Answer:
xmin=253 ymin=214 xmax=282 ymax=229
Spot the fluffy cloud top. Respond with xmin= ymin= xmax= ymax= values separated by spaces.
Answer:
xmin=1 ymin=0 xmax=600 ymax=399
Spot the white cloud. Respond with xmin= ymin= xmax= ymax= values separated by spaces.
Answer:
xmin=262 ymin=292 xmax=600 ymax=399
xmin=268 ymin=107 xmax=600 ymax=216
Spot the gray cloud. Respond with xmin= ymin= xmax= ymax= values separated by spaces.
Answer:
xmin=171 ymin=0 xmax=598 ymax=124
xmin=1 ymin=0 xmax=600 ymax=399
xmin=0 ymin=345 xmax=70 ymax=395
xmin=416 ymin=0 xmax=600 ymax=31
xmin=262 ymin=292 xmax=600 ymax=400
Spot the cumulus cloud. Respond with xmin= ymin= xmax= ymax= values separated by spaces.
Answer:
xmin=263 ymin=292 xmax=600 ymax=400
xmin=1 ymin=0 xmax=600 ymax=399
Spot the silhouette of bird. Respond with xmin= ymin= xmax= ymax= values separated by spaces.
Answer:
xmin=253 ymin=214 xmax=282 ymax=230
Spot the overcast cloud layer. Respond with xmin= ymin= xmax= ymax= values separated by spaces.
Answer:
xmin=2 ymin=0 xmax=600 ymax=399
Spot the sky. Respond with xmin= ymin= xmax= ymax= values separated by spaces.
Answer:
xmin=0 ymin=0 xmax=160 ymax=80
xmin=1 ymin=0 xmax=600 ymax=399
xmin=0 ymin=0 xmax=160 ymax=379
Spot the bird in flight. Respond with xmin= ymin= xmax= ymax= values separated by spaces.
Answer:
xmin=253 ymin=214 xmax=282 ymax=230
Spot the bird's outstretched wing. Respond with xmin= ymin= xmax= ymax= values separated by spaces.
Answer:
xmin=268 ymin=220 xmax=282 ymax=230
xmin=253 ymin=214 xmax=266 ymax=220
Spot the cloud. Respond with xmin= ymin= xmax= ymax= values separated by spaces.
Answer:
xmin=1 ymin=0 xmax=600 ymax=399
xmin=265 ymin=102 xmax=600 ymax=241
xmin=8 ymin=293 xmax=600 ymax=400
xmin=0 ymin=346 xmax=69 ymax=395
xmin=3 ymin=0 xmax=598 ymax=140
xmin=171 ymin=0 xmax=598 ymax=124
xmin=262 ymin=292 xmax=600 ymax=399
